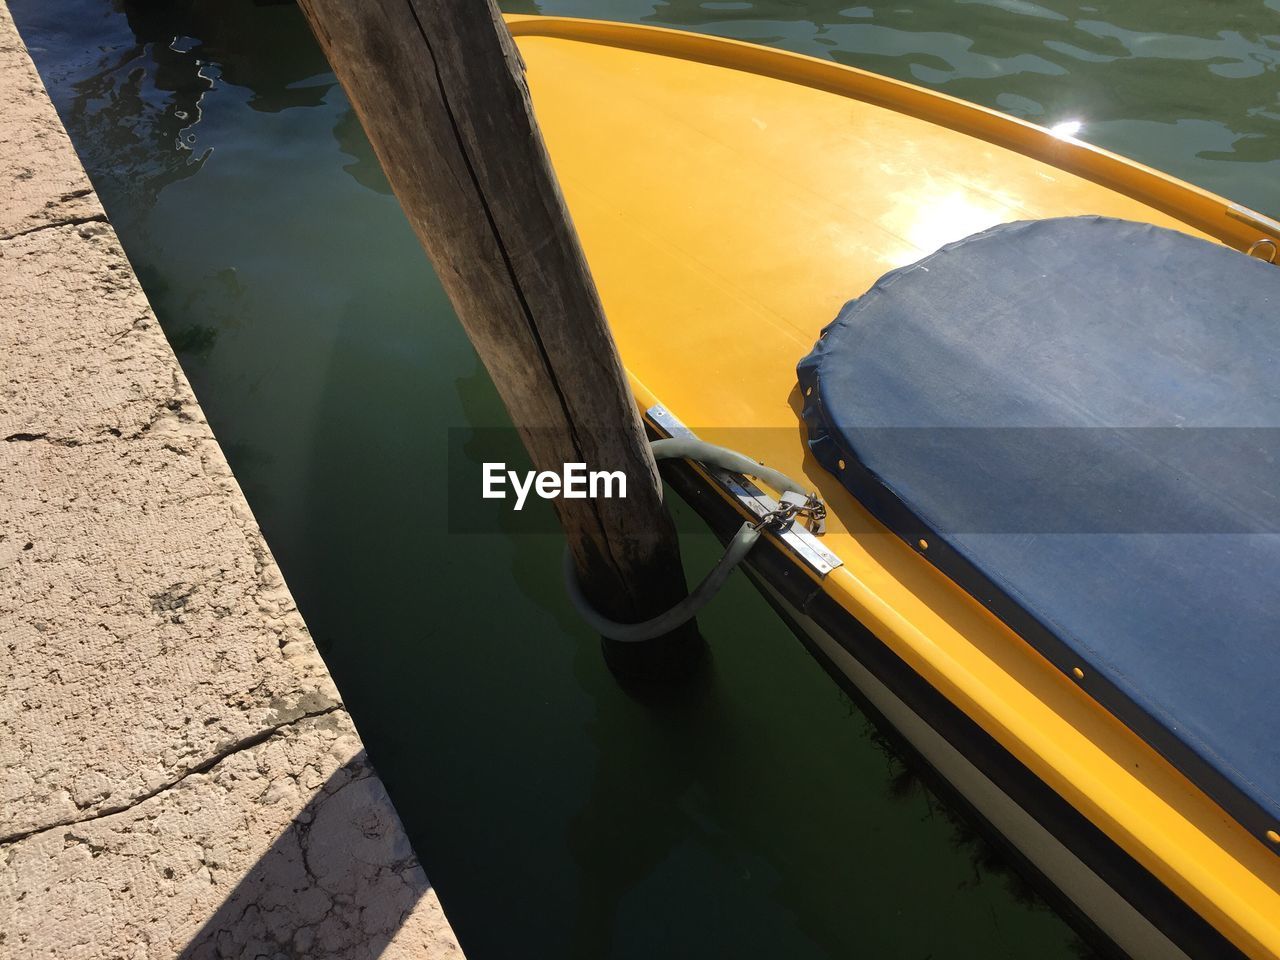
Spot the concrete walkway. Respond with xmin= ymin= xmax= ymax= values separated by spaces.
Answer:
xmin=0 ymin=5 xmax=462 ymax=957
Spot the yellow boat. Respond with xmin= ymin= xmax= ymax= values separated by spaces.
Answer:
xmin=507 ymin=14 xmax=1280 ymax=960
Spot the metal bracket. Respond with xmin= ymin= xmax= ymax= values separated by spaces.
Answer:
xmin=646 ymin=404 xmax=844 ymax=577
xmin=1227 ymin=204 xmax=1280 ymax=265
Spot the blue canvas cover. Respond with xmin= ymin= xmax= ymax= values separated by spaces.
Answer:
xmin=797 ymin=216 xmax=1280 ymax=845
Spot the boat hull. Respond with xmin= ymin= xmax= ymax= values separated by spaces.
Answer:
xmin=511 ymin=15 xmax=1280 ymax=955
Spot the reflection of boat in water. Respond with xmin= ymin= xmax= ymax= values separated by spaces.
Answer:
xmin=507 ymin=14 xmax=1280 ymax=960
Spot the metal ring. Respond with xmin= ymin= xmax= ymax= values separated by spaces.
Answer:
xmin=1247 ymin=238 xmax=1278 ymax=263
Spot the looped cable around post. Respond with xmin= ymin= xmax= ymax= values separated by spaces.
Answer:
xmin=563 ymin=438 xmax=822 ymax=642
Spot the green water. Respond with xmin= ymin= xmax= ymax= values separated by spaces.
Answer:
xmin=10 ymin=1 xmax=1277 ymax=957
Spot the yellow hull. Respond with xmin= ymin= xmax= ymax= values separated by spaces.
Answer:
xmin=508 ymin=14 xmax=1280 ymax=958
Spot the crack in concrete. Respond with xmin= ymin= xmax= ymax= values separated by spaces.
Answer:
xmin=3 ymin=431 xmax=86 ymax=446
xmin=0 ymin=704 xmax=344 ymax=848
xmin=0 ymin=212 xmax=109 ymax=243
xmin=4 ymin=370 xmax=191 ymax=447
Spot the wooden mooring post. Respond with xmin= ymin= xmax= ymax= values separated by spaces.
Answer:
xmin=297 ymin=0 xmax=701 ymax=680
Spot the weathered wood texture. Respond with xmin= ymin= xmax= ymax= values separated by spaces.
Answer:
xmin=295 ymin=0 xmax=692 ymax=641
